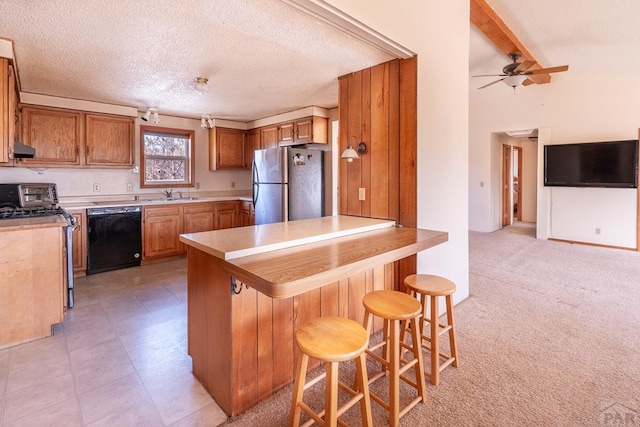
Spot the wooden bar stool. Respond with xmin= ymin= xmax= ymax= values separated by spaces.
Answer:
xmin=290 ymin=316 xmax=373 ymax=427
xmin=362 ymin=290 xmax=426 ymax=427
xmin=403 ymin=274 xmax=459 ymax=386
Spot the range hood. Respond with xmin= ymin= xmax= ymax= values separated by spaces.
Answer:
xmin=13 ymin=141 xmax=36 ymax=159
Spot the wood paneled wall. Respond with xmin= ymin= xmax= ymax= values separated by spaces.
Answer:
xmin=338 ymin=57 xmax=418 ymax=284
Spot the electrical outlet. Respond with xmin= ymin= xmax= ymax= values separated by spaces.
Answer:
xmin=195 ymin=182 xmax=200 ymax=189
xmin=231 ymin=181 xmax=235 ymax=189
xmin=358 ymin=188 xmax=365 ymax=201
xmin=93 ymin=183 xmax=100 ymax=192
xmin=126 ymin=182 xmax=133 ymax=191
xmin=595 ymin=227 xmax=601 ymax=235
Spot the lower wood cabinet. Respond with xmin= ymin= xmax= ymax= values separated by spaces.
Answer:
xmin=68 ymin=209 xmax=87 ymax=275
xmin=216 ymin=201 xmax=238 ymax=229
xmin=143 ymin=205 xmax=183 ymax=259
xmin=142 ymin=200 xmax=251 ymax=260
xmin=239 ymin=201 xmax=254 ymax=227
xmin=183 ymin=203 xmax=215 ymax=234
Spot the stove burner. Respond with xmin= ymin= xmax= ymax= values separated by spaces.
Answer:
xmin=0 ymin=206 xmax=75 ymax=226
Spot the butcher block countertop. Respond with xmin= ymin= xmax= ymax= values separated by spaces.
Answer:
xmin=180 ymin=215 xmax=448 ymax=299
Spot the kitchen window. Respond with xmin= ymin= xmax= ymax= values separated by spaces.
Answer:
xmin=140 ymin=126 xmax=195 ymax=188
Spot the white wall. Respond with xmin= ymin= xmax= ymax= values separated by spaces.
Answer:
xmin=470 ymin=75 xmax=640 ymax=249
xmin=325 ymin=0 xmax=471 ymax=305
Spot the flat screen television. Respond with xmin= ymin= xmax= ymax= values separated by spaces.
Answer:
xmin=544 ymin=140 xmax=638 ymax=188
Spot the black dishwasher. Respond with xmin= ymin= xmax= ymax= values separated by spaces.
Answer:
xmin=87 ymin=206 xmax=142 ymax=275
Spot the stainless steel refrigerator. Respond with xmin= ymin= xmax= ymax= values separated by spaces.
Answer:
xmin=252 ymin=147 xmax=324 ymax=225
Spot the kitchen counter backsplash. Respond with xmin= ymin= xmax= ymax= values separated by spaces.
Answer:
xmin=59 ymin=190 xmax=252 ymax=209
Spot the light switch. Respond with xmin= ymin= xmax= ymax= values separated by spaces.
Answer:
xmin=358 ymin=188 xmax=365 ymax=201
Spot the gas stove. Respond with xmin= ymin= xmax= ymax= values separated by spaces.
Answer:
xmin=0 ymin=206 xmax=76 ymax=229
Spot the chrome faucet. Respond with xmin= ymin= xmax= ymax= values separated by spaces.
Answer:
xmin=163 ymin=189 xmax=173 ymax=199
xmin=177 ymin=191 xmax=183 ymax=199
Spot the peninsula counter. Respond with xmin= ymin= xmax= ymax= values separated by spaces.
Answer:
xmin=179 ymin=215 xmax=448 ymax=416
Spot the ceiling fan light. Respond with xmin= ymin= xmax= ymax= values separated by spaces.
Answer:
xmin=503 ymin=74 xmax=528 ymax=88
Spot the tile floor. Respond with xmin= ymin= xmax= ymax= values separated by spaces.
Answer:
xmin=0 ymin=258 xmax=228 ymax=426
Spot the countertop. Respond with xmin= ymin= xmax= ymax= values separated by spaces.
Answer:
xmin=180 ymin=215 xmax=396 ymax=260
xmin=60 ymin=195 xmax=252 ymax=210
xmin=180 ymin=215 xmax=448 ymax=298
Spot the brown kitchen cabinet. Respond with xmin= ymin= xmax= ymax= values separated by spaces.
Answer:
xmin=143 ymin=205 xmax=183 ymax=259
xmin=18 ymin=105 xmax=82 ymax=167
xmin=239 ymin=201 xmax=254 ymax=226
xmin=215 ymin=201 xmax=238 ymax=229
xmin=209 ymin=127 xmax=246 ymax=170
xmin=276 ymin=116 xmax=327 ymax=145
xmin=85 ymin=113 xmax=134 ymax=167
xmin=245 ymin=128 xmax=260 ymax=171
xmin=183 ymin=203 xmax=215 ymax=234
xmin=0 ymin=58 xmax=19 ymax=164
xmin=260 ymin=125 xmax=278 ymax=149
xmin=68 ymin=209 xmax=87 ymax=275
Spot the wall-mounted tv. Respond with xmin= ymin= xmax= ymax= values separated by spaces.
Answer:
xmin=544 ymin=140 xmax=638 ymax=188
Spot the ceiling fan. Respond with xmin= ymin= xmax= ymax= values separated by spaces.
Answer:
xmin=473 ymin=52 xmax=569 ymax=90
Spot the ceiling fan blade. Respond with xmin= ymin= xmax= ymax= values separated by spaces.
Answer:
xmin=522 ymin=78 xmax=535 ymax=86
xmin=514 ymin=60 xmax=536 ymax=73
xmin=524 ymin=65 xmax=569 ymax=75
xmin=477 ymin=78 xmax=505 ymax=89
xmin=472 ymin=74 xmax=507 ymax=78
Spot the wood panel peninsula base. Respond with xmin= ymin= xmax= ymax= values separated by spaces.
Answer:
xmin=179 ymin=215 xmax=448 ymax=417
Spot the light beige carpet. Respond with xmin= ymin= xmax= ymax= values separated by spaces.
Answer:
xmin=223 ymin=225 xmax=640 ymax=426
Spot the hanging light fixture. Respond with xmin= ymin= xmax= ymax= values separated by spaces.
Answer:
xmin=200 ymin=116 xmax=207 ymax=129
xmin=341 ymin=135 xmax=368 ymax=162
xmin=194 ymin=77 xmax=209 ymax=94
xmin=151 ymin=108 xmax=160 ymax=124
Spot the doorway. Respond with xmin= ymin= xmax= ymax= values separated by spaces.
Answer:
xmin=499 ymin=131 xmax=538 ymax=231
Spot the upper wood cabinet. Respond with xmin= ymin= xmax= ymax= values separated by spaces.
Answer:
xmin=19 ymin=105 xmax=82 ymax=166
xmin=260 ymin=125 xmax=278 ymax=149
xmin=85 ymin=113 xmax=134 ymax=167
xmin=16 ymin=105 xmax=134 ymax=168
xmin=277 ymin=116 xmax=328 ymax=144
xmin=277 ymin=121 xmax=295 ymax=144
xmin=0 ymin=59 xmax=19 ymax=164
xmin=245 ymin=128 xmax=260 ymax=171
xmin=209 ymin=127 xmax=246 ymax=170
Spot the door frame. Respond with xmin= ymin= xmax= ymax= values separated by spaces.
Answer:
xmin=502 ymin=144 xmax=511 ymax=226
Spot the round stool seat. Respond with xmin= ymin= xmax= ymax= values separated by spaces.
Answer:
xmin=405 ymin=274 xmax=456 ymax=296
xmin=362 ymin=289 xmax=422 ymax=320
xmin=296 ymin=316 xmax=369 ymax=362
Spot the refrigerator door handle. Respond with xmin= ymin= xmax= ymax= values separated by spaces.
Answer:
xmin=252 ymin=160 xmax=259 ymax=206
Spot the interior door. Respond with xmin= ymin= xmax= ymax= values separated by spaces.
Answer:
xmin=502 ymin=144 xmax=511 ymax=226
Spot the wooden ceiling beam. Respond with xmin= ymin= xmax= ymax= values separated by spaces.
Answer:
xmin=470 ymin=0 xmax=551 ymax=84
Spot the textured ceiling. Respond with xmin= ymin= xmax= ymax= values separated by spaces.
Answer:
xmin=2 ymin=0 xmax=637 ymax=117
xmin=470 ymin=0 xmax=640 ymax=88
xmin=0 ymin=0 xmax=394 ymax=121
